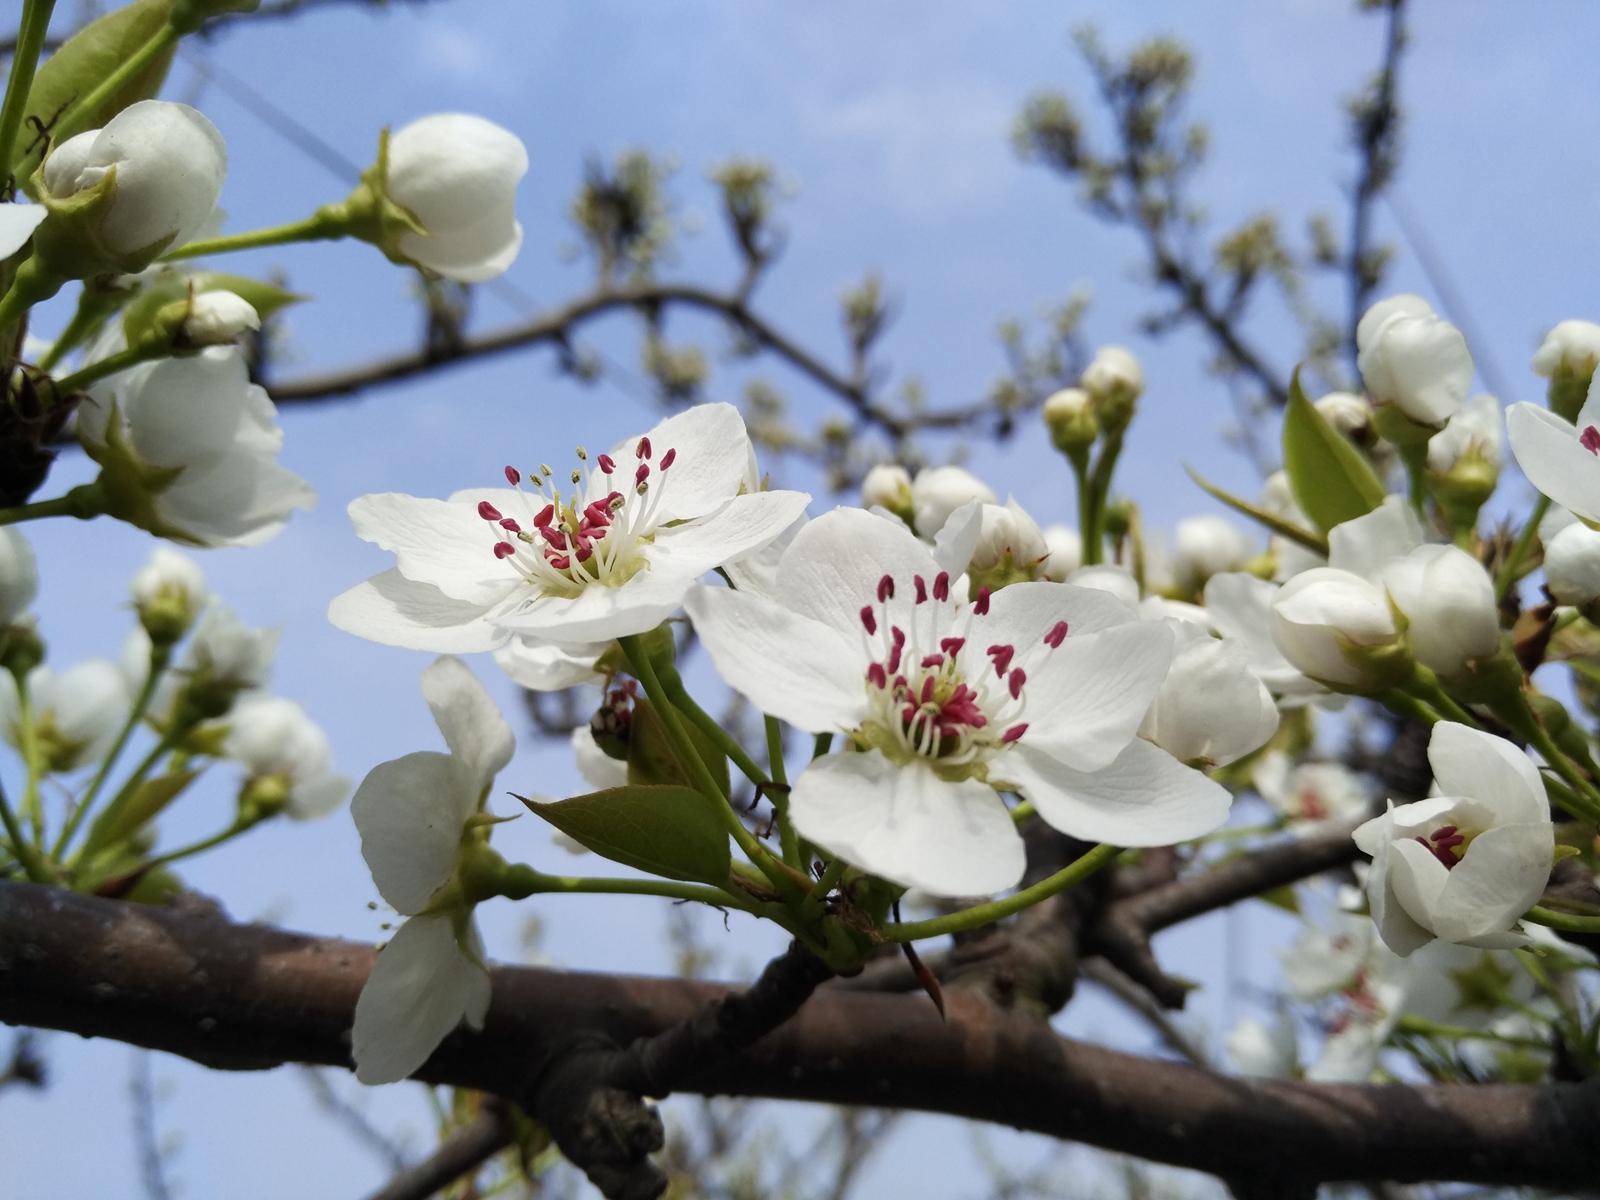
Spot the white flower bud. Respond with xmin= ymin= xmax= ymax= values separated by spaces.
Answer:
xmin=130 ymin=547 xmax=208 ymax=643
xmin=1378 ymin=545 xmax=1499 ymax=679
xmin=0 ymin=528 xmax=38 ymax=625
xmin=1531 ymin=319 xmax=1600 ymax=381
xmin=1172 ymin=515 xmax=1255 ymax=589
xmin=181 ymin=290 xmax=259 ymax=345
xmin=1313 ymin=390 xmax=1372 ymax=438
xmin=1081 ymin=345 xmax=1143 ymax=401
xmin=226 ymin=695 xmax=350 ymax=820
xmin=1426 ymin=393 xmax=1503 ymax=474
xmin=1039 ymin=524 xmax=1082 ymax=581
xmin=1543 ymin=522 xmax=1600 ymax=607
xmin=1270 ymin=567 xmax=1399 ymax=688
xmin=910 ymin=465 xmax=995 ymax=539
xmin=1355 ymin=293 xmax=1474 ymax=427
xmin=860 ymin=463 xmax=912 ymax=513
xmin=969 ymin=500 xmax=1047 ymax=572
xmin=386 ymin=113 xmax=528 ymax=283
xmin=0 ymin=659 xmax=130 ymax=772
xmin=1139 ymin=628 xmax=1279 ymax=767
xmin=185 ymin=604 xmax=277 ymax=698
xmin=1042 ymin=386 xmax=1098 ymax=453
xmin=42 ymin=100 xmax=227 ymax=260
xmin=1067 ymin=564 xmax=1140 ymax=610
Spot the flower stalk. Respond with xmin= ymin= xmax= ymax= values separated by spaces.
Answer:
xmin=0 ymin=0 xmax=57 ymax=190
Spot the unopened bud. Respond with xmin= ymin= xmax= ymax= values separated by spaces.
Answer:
xmin=237 ymin=771 xmax=291 ymax=825
xmin=1042 ymin=386 xmax=1098 ymax=456
xmin=860 ymin=463 xmax=914 ymax=523
xmin=1532 ymin=319 xmax=1600 ymax=422
xmin=1081 ymin=346 xmax=1143 ymax=433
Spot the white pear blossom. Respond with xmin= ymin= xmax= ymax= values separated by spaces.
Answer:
xmin=1505 ymin=379 xmax=1600 ymax=523
xmin=1270 ymin=567 xmax=1398 ymax=689
xmin=1067 ymin=564 xmax=1140 ymax=610
xmin=684 ymin=507 xmax=1229 ymax=897
xmin=492 ymin=636 xmax=607 ymax=691
xmin=572 ymin=724 xmax=629 ymax=791
xmin=1226 ymin=1014 xmax=1299 ymax=1079
xmin=1279 ymin=912 xmax=1376 ymax=1001
xmin=130 ymin=546 xmax=208 ymax=642
xmin=1353 ymin=722 xmax=1554 ymax=956
xmin=860 ymin=463 xmax=912 ymax=513
xmin=0 ymin=528 xmax=38 ymax=624
xmin=909 ymin=465 xmax=995 ymax=540
xmin=0 ymin=203 xmax=46 ymax=259
xmin=969 ymin=500 xmax=1048 ymax=574
xmin=1138 ymin=623 xmax=1278 ymax=768
xmin=1081 ymin=345 xmax=1143 ymax=403
xmin=1253 ymin=751 xmax=1370 ymax=829
xmin=350 ymin=656 xmax=515 ymax=1085
xmin=1171 ymin=514 xmax=1255 ymax=590
xmin=42 ymin=100 xmax=227 ymax=260
xmin=181 ymin=604 xmax=278 ymax=697
xmin=225 ymin=696 xmax=350 ymax=820
xmin=1204 ymin=573 xmax=1323 ymax=704
xmin=80 ymin=345 xmax=316 ymax=547
xmin=181 ymin=290 xmax=259 ymax=344
xmin=1543 ymin=522 xmax=1600 ymax=607
xmin=1039 ymin=525 xmax=1082 ymax=582
xmin=0 ymin=659 xmax=129 ymax=772
xmin=330 ymin=403 xmax=808 ymax=654
xmin=1377 ymin=544 xmax=1499 ymax=679
xmin=385 ymin=113 xmax=529 ymax=283
xmin=1531 ymin=319 xmax=1600 ymax=383
xmin=1426 ymin=393 xmax=1503 ymax=474
xmin=1356 ymin=293 xmax=1474 ymax=427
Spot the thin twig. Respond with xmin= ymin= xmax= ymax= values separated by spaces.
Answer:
xmin=361 ymin=1104 xmax=511 ymax=1200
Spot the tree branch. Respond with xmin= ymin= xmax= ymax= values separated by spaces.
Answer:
xmin=2 ymin=882 xmax=1597 ymax=1195
xmin=361 ymin=1104 xmax=511 ymax=1200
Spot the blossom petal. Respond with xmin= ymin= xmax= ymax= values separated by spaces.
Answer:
xmin=1203 ymin=573 xmax=1324 ymax=701
xmin=0 ymin=203 xmax=46 ymax=259
xmin=329 ymin=570 xmax=509 ymax=653
xmin=351 ymin=750 xmax=475 ymax=913
xmin=981 ymin=577 xmax=1138 ymax=643
xmin=788 ymin=752 xmax=1025 ymax=897
xmin=573 ymin=726 xmax=629 ymax=790
xmin=1506 ymin=402 xmax=1600 ymax=523
xmin=349 ymin=493 xmax=520 ymax=606
xmin=1357 ymin=816 xmax=1439 ymax=957
xmin=491 ymin=559 xmax=700 ymax=644
xmin=1431 ymin=822 xmax=1554 ymax=944
xmin=1003 ymin=738 xmax=1231 ymax=846
xmin=492 ymin=636 xmax=604 ymax=691
xmin=1014 ymin=620 xmax=1175 ymax=772
xmin=420 ymin=656 xmax=514 ymax=792
xmin=648 ymin=489 xmax=813 ymax=577
xmin=1428 ymin=721 xmax=1547 ymax=825
xmin=778 ymin=507 xmax=940 ymax=639
xmin=351 ymin=913 xmax=491 ymax=1085
xmin=609 ymin=403 xmax=754 ymax=522
xmin=682 ymin=583 xmax=867 ymax=733
xmin=931 ymin=500 xmax=984 ymax=575
xmin=1328 ymin=496 xmax=1422 ymax=579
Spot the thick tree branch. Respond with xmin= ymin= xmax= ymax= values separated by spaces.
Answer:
xmin=2 ymin=882 xmax=1597 ymax=1195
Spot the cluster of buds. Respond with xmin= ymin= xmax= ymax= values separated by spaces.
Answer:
xmin=1041 ymin=345 xmax=1145 ymax=462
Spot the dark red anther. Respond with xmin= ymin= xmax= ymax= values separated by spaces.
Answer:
xmin=660 ymin=447 xmax=677 ymax=470
xmin=534 ymin=504 xmax=555 ymax=528
xmin=637 ymin=436 xmax=653 ymax=460
xmin=493 ymin=541 xmax=516 ymax=559
xmin=940 ymin=637 xmax=965 ymax=655
xmin=932 ymin=571 xmax=949 ymax=601
xmin=891 ymin=626 xmax=906 ymax=645
xmin=541 ymin=527 xmax=568 ymax=549
xmin=598 ymin=454 xmax=616 ymax=474
xmin=860 ymin=605 xmax=877 ymax=635
xmin=1583 ymin=426 xmax=1600 ymax=455
xmin=504 ymin=466 xmax=520 ymax=485
xmin=877 ymin=574 xmax=895 ymax=602
xmin=886 ymin=642 xmax=903 ymax=674
xmin=477 ymin=501 xmax=503 ymax=521
xmin=635 ymin=463 xmax=650 ymax=486
xmin=1044 ymin=620 xmax=1069 ymax=648
xmin=914 ymin=575 xmax=928 ymax=604
xmin=499 ymin=518 xmax=521 ymax=533
xmin=987 ymin=644 xmax=1014 ymax=675
xmin=547 ymin=553 xmax=571 ymax=570
xmin=1008 ymin=668 xmax=1026 ymax=699
xmin=920 ymin=676 xmax=936 ymax=704
xmin=975 ymin=586 xmax=991 ymax=615
xmin=867 ymin=662 xmax=887 ymax=689
xmin=575 ymin=543 xmax=593 ymax=563
xmin=1001 ymin=723 xmax=1028 ymax=744
xmin=921 ymin=654 xmax=945 ymax=669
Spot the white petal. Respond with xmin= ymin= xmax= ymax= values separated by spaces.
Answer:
xmin=788 ymin=752 xmax=1025 ymax=897
xmin=722 ymin=513 xmax=806 ymax=598
xmin=1361 ymin=827 xmax=1438 ymax=956
xmin=1388 ymin=837 xmax=1451 ymax=934
xmin=349 ymin=493 xmax=521 ymax=606
xmin=351 ymin=913 xmax=491 ymax=1085
xmin=931 ymin=500 xmax=984 ymax=575
xmin=329 ymin=570 xmax=509 ymax=653
xmin=573 ymin=725 xmax=630 ymax=790
xmin=1431 ymin=823 xmax=1554 ymax=944
xmin=682 ymin=584 xmax=867 ymax=733
xmin=611 ymin=403 xmax=754 ymax=522
xmin=778 ymin=507 xmax=941 ymax=639
xmin=420 ymin=656 xmax=514 ymax=792
xmin=1506 ymin=402 xmax=1600 ymax=523
xmin=351 ymin=751 xmax=475 ymax=913
xmin=1327 ymin=496 xmax=1422 ymax=579
xmin=0 ymin=203 xmax=46 ymax=259
xmin=648 ymin=489 xmax=813 ymax=576
xmin=982 ymin=577 xmax=1139 ymax=641
xmin=490 ymin=558 xmax=698 ymax=644
xmin=1003 ymin=738 xmax=1231 ymax=846
xmin=492 ymin=636 xmax=604 ymax=691
xmin=1428 ymin=722 xmax=1547 ymax=825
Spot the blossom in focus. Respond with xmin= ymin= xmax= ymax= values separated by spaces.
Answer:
xmin=1253 ymin=751 xmax=1370 ymax=830
xmin=81 ymin=346 xmax=316 ymax=547
xmin=909 ymin=465 xmax=995 ymax=540
xmin=1138 ymin=622 xmax=1278 ymax=768
xmin=1505 ymin=378 xmax=1600 ymax=524
xmin=329 ymin=403 xmax=809 ymax=654
xmin=0 ymin=659 xmax=129 ymax=772
xmin=383 ymin=113 xmax=528 ymax=283
xmin=1376 ymin=543 xmax=1499 ymax=679
xmin=225 ymin=696 xmax=351 ymax=820
xmin=1270 ymin=567 xmax=1399 ymax=689
xmin=1171 ymin=514 xmax=1255 ymax=592
xmin=0 ymin=528 xmax=38 ymax=625
xmin=1353 ymin=722 xmax=1554 ymax=955
xmin=1356 ymin=293 xmax=1473 ymax=429
xmin=41 ymin=100 xmax=227 ymax=265
xmin=350 ymin=656 xmax=515 ymax=1084
xmin=685 ymin=508 xmax=1229 ymax=897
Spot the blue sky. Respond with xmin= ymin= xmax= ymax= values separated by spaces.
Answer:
xmin=3 ymin=1 xmax=1599 ymax=1196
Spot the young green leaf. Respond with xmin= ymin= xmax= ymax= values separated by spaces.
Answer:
xmin=519 ymin=784 xmax=732 ymax=885
xmin=627 ymin=696 xmax=730 ymax=797
xmin=81 ymin=768 xmax=197 ymax=856
xmin=1282 ymin=365 xmax=1387 ymax=532
xmin=1184 ymin=465 xmax=1329 ymax=555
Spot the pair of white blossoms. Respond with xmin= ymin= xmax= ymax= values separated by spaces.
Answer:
xmin=330 ymin=402 xmax=1233 ymax=900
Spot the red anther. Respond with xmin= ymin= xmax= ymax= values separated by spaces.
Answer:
xmin=891 ymin=626 xmax=906 ymax=645
xmin=660 ymin=447 xmax=677 ymax=469
xmin=877 ymin=574 xmax=895 ymax=602
xmin=493 ymin=541 xmax=516 ymax=559
xmin=598 ymin=454 xmax=616 ymax=473
xmin=534 ymin=504 xmax=555 ymax=527
xmin=548 ymin=554 xmax=571 ymax=570
xmin=1001 ymin=723 xmax=1028 ymax=744
xmin=867 ymin=662 xmax=887 ymax=689
xmin=504 ymin=466 xmax=520 ymax=485
xmin=477 ymin=501 xmax=503 ymax=521
xmin=987 ymin=644 xmax=1014 ymax=675
xmin=921 ymin=654 xmax=945 ymax=669
xmin=1415 ymin=835 xmax=1461 ymax=868
xmin=860 ymin=605 xmax=877 ymax=635
xmin=1008 ymin=668 xmax=1026 ymax=699
xmin=1583 ymin=426 xmax=1600 ymax=455
xmin=886 ymin=643 xmax=903 ymax=673
xmin=920 ymin=676 xmax=936 ymax=703
xmin=933 ymin=571 xmax=949 ymax=601
xmin=975 ymin=586 xmax=991 ymax=615
xmin=940 ymin=637 xmax=965 ymax=655
xmin=637 ymin=436 xmax=653 ymax=460
xmin=500 ymin=518 xmax=521 ymax=532
xmin=575 ymin=543 xmax=593 ymax=563
xmin=914 ymin=575 xmax=928 ymax=604
xmin=541 ymin=527 xmax=568 ymax=549
xmin=635 ymin=463 xmax=650 ymax=486
xmin=1044 ymin=620 xmax=1069 ymax=648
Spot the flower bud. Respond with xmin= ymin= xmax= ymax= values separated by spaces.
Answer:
xmin=1531 ymin=319 xmax=1600 ymax=422
xmin=910 ymin=465 xmax=996 ymax=539
xmin=1378 ymin=545 xmax=1499 ymax=680
xmin=1081 ymin=346 xmax=1143 ymax=433
xmin=1172 ymin=515 xmax=1255 ymax=592
xmin=1314 ymin=390 xmax=1374 ymax=443
xmin=1426 ymin=394 xmax=1502 ymax=533
xmin=226 ymin=695 xmax=349 ymax=820
xmin=1357 ymin=293 xmax=1473 ymax=434
xmin=1543 ymin=522 xmax=1600 ymax=608
xmin=0 ymin=659 xmax=130 ymax=773
xmin=0 ymin=528 xmax=38 ymax=626
xmin=1270 ymin=567 xmax=1405 ymax=690
xmin=860 ymin=463 xmax=914 ymax=523
xmin=1039 ymin=524 xmax=1082 ymax=582
xmin=130 ymin=547 xmax=208 ymax=645
xmin=175 ymin=290 xmax=260 ymax=346
xmin=1139 ymin=629 xmax=1279 ymax=768
xmin=1042 ymin=386 xmax=1098 ymax=455
xmin=176 ymin=605 xmax=277 ymax=720
xmin=967 ymin=500 xmax=1048 ymax=591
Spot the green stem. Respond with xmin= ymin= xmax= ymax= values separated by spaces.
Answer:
xmin=139 ymin=818 xmax=250 ymax=872
xmin=14 ymin=674 xmax=44 ymax=843
xmin=0 ymin=481 xmax=106 ymax=527
xmin=1493 ymin=698 xmax=1600 ymax=824
xmin=1374 ymin=687 xmax=1439 ymax=726
xmin=73 ymin=727 xmax=182 ymax=863
xmin=51 ymin=23 xmax=180 ymax=148
xmin=1398 ymin=441 xmax=1428 ymax=519
xmin=0 ymin=777 xmax=50 ymax=883
xmin=498 ymin=862 xmax=759 ymax=913
xmin=0 ymin=251 xmax=66 ymax=332
xmin=1009 ymin=798 xmax=1036 ymax=826
xmin=1071 ymin=451 xmax=1095 ymax=566
xmin=813 ymin=732 xmax=833 ymax=758
xmin=1407 ymin=666 xmax=1480 ymax=728
xmin=162 ymin=209 xmax=348 ymax=262
xmin=764 ymin=714 xmax=801 ymax=867
xmin=0 ymin=0 xmax=58 ymax=189
xmin=1394 ymin=1013 xmax=1550 ymax=1050
xmin=54 ymin=343 xmax=165 ymax=393
xmin=1523 ymin=905 xmax=1600 ymax=935
xmin=1083 ymin=431 xmax=1125 ymax=568
xmin=657 ymin=663 xmax=767 ymax=788
xmin=881 ymin=843 xmax=1121 ymax=943
xmin=54 ymin=642 xmax=169 ymax=857
xmin=1496 ymin=495 xmax=1552 ymax=605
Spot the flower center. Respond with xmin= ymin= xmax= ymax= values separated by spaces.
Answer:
xmin=854 ymin=571 xmax=1069 ymax=769
xmin=477 ymin=437 xmax=678 ymax=598
xmin=1414 ymin=823 xmax=1468 ymax=869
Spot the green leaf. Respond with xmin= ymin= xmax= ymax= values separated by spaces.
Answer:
xmin=14 ymin=0 xmax=177 ymax=188
xmin=519 ymin=784 xmax=731 ymax=885
xmin=1281 ymin=365 xmax=1387 ymax=532
xmin=1185 ymin=466 xmax=1329 ymax=556
xmin=1257 ymin=883 xmax=1301 ymax=915
xmin=82 ymin=769 xmax=198 ymax=855
xmin=627 ymin=696 xmax=730 ymax=797
xmin=121 ymin=270 xmax=307 ymax=344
